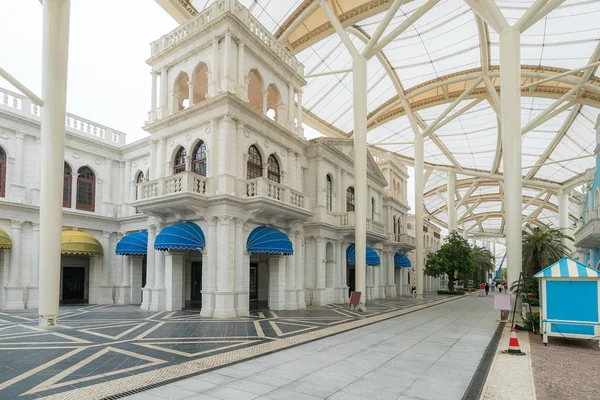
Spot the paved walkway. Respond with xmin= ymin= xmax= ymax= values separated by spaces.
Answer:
xmin=125 ymin=295 xmax=498 ymax=400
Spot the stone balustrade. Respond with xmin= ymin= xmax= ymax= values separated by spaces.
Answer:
xmin=139 ymin=172 xmax=207 ymax=200
xmin=326 ymin=211 xmax=385 ymax=234
xmin=246 ymin=177 xmax=306 ymax=209
xmin=389 ymin=233 xmax=416 ymax=246
xmin=0 ymin=87 xmax=126 ymax=146
xmin=150 ymin=0 xmax=303 ymax=75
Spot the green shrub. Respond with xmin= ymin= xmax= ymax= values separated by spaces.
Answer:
xmin=437 ymin=290 xmax=465 ymax=295
xmin=524 ymin=311 xmax=540 ymax=331
xmin=525 ymin=297 xmax=539 ymax=306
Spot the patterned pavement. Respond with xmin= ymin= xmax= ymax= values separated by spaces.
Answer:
xmin=0 ymin=296 xmax=453 ymax=400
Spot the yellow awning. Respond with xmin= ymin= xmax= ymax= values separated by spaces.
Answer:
xmin=0 ymin=228 xmax=11 ymax=249
xmin=62 ymin=230 xmax=103 ymax=256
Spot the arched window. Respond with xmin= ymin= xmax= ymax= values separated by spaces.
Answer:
xmin=393 ymin=216 xmax=397 ymax=234
xmin=191 ymin=141 xmax=207 ymax=176
xmin=0 ymin=147 xmax=5 ymax=197
xmin=325 ymin=174 xmax=333 ymax=212
xmin=135 ymin=171 xmax=144 ymax=200
xmin=77 ymin=166 xmax=95 ymax=211
xmin=63 ymin=162 xmax=72 ymax=208
xmin=247 ymin=145 xmax=263 ymax=179
xmin=173 ymin=146 xmax=186 ymax=174
xmin=371 ymin=197 xmax=376 ymax=220
xmin=267 ymin=155 xmax=280 ymax=183
xmin=248 ymin=69 xmax=264 ymax=113
xmin=346 ymin=187 xmax=355 ymax=212
xmin=173 ymin=71 xmax=190 ymax=111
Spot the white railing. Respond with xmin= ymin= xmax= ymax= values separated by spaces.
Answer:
xmin=149 ymin=0 xmax=303 ymax=75
xmin=139 ymin=171 xmax=207 ymax=200
xmin=246 ymin=177 xmax=306 ymax=208
xmin=328 ymin=211 xmax=385 ymax=234
xmin=389 ymin=233 xmax=416 ymax=245
xmin=0 ymin=87 xmax=126 ymax=146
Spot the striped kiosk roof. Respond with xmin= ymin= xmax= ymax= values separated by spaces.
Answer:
xmin=534 ymin=257 xmax=600 ymax=279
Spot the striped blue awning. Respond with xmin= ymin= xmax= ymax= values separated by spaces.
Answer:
xmin=346 ymin=244 xmax=380 ymax=266
xmin=534 ymin=257 xmax=600 ymax=278
xmin=116 ymin=231 xmax=148 ymax=255
xmin=247 ymin=226 xmax=293 ymax=255
xmin=394 ymin=253 xmax=411 ymax=268
xmin=155 ymin=222 xmax=205 ymax=252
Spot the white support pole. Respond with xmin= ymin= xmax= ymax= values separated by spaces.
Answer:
xmin=448 ymin=171 xmax=457 ymax=232
xmin=415 ymin=132 xmax=425 ymax=299
xmin=558 ymin=190 xmax=570 ymax=249
xmin=362 ymin=0 xmax=404 ymax=57
xmin=500 ymin=27 xmax=523 ymax=292
xmin=38 ymin=0 xmax=70 ymax=328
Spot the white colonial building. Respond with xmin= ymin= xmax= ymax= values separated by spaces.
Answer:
xmin=0 ymin=0 xmax=422 ymax=318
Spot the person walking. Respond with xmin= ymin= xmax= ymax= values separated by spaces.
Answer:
xmin=485 ymin=282 xmax=490 ymax=296
xmin=411 ymin=286 xmax=416 ymax=299
xmin=498 ymin=283 xmax=503 ymax=293
xmin=479 ymin=282 xmax=485 ymax=297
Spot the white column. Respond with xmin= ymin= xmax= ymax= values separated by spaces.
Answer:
xmin=201 ymin=217 xmax=217 ymax=317
xmin=353 ymin=56 xmax=368 ymax=309
xmin=234 ymin=218 xmax=247 ymax=316
xmin=28 ymin=222 xmax=40 ymax=308
xmin=288 ymin=85 xmax=294 ymax=126
xmin=315 ymin=156 xmax=324 ymax=214
xmin=118 ymin=162 xmax=125 ymax=216
xmin=237 ymin=41 xmax=246 ymax=100
xmin=448 ymin=171 xmax=457 ymax=232
xmin=70 ymin=174 xmax=77 ymax=209
xmin=38 ymin=0 xmax=70 ymax=327
xmin=210 ymin=37 xmax=219 ymax=97
xmin=157 ymin=137 xmax=166 ymax=178
xmin=500 ymin=27 xmax=523 ymax=289
xmin=262 ymin=90 xmax=268 ymax=115
xmin=159 ymin=67 xmax=168 ymax=117
xmin=296 ymin=90 xmax=303 ymax=136
xmin=4 ymin=220 xmax=24 ymax=309
xmin=314 ymin=237 xmax=326 ymax=305
xmin=141 ymin=222 xmax=156 ymax=310
xmin=341 ymin=241 xmax=348 ymax=302
xmin=150 ymin=71 xmax=157 ymax=121
xmin=103 ymin=158 xmax=113 ymax=216
xmin=414 ymin=130 xmax=425 ymax=299
xmin=287 ymin=151 xmax=296 ymax=191
xmin=589 ymin=249 xmax=594 ymax=269
xmin=222 ymin=33 xmax=233 ymax=92
xmin=99 ymin=231 xmax=113 ymax=304
xmin=117 ymin=254 xmax=131 ymax=305
xmin=285 ymin=227 xmax=297 ymax=310
xmin=334 ymin=240 xmax=344 ymax=303
xmin=149 ymin=140 xmax=157 ymax=180
xmin=124 ymin=161 xmax=132 ymax=214
xmin=14 ymin=132 xmax=25 ymax=185
xmin=558 ymin=190 xmax=570 ymax=250
xmin=295 ymin=231 xmax=306 ymax=308
xmin=151 ymin=223 xmax=166 ymax=311
xmin=214 ymin=216 xmax=235 ymax=318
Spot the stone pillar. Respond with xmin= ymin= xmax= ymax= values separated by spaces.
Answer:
xmin=117 ymin=254 xmax=132 ymax=305
xmin=159 ymin=67 xmax=168 ymax=117
xmin=338 ymin=168 xmax=345 ymax=212
xmin=217 ymin=116 xmax=235 ymax=195
xmin=157 ymin=137 xmax=166 ymax=178
xmin=124 ymin=161 xmax=132 ymax=215
xmin=209 ymin=37 xmax=219 ymax=97
xmin=164 ymin=252 xmax=183 ymax=311
xmin=4 ymin=220 xmax=24 ymax=309
xmin=296 ymin=90 xmax=303 ymax=136
xmin=295 ymin=231 xmax=306 ymax=309
xmin=150 ymin=71 xmax=157 ymax=121
xmin=237 ymin=41 xmax=247 ymax=101
xmin=313 ymin=237 xmax=326 ymax=305
xmin=131 ymin=256 xmax=143 ymax=304
xmin=151 ymin=222 xmax=166 ymax=311
xmin=288 ymin=85 xmax=294 ymax=127
xmin=234 ymin=218 xmax=248 ymax=316
xmin=149 ymin=139 xmax=157 ymax=180
xmin=285 ymin=227 xmax=297 ymax=310
xmin=221 ymin=33 xmax=234 ymax=92
xmin=141 ymin=222 xmax=156 ymax=310
xmin=341 ymin=241 xmax=348 ymax=302
xmin=387 ymin=252 xmax=396 ymax=297
xmin=28 ymin=222 xmax=40 ymax=308
xmin=201 ymin=217 xmax=217 ymax=317
xmin=188 ymin=81 xmax=194 ymax=107
xmin=103 ymin=158 xmax=113 ymax=216
xmin=118 ymin=162 xmax=125 ymax=216
xmin=99 ymin=231 xmax=113 ymax=304
xmin=333 ymin=240 xmax=343 ymax=303
xmin=11 ymin=132 xmax=26 ymax=202
xmin=268 ymin=255 xmax=286 ymax=310
xmin=214 ymin=216 xmax=235 ymax=318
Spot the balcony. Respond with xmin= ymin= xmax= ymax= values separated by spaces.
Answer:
xmin=246 ymin=177 xmax=307 ymax=209
xmin=389 ymin=233 xmax=416 ymax=248
xmin=574 ymin=208 xmax=600 ymax=248
xmin=324 ymin=212 xmax=386 ymax=236
xmin=138 ymin=172 xmax=208 ymax=201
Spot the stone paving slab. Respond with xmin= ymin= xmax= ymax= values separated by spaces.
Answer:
xmin=118 ymin=295 xmax=499 ymax=400
xmin=0 ymin=296 xmax=451 ymax=399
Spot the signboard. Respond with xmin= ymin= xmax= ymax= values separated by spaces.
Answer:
xmin=494 ymin=294 xmax=512 ymax=310
xmin=349 ymin=291 xmax=361 ymax=309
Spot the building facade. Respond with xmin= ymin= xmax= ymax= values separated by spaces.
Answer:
xmin=0 ymin=0 xmax=421 ymax=317
xmin=405 ymin=215 xmax=445 ymax=294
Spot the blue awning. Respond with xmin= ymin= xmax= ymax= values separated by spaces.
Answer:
xmin=247 ymin=226 xmax=293 ymax=255
xmin=155 ymin=222 xmax=205 ymax=252
xmin=394 ymin=253 xmax=411 ymax=268
xmin=346 ymin=244 xmax=380 ymax=266
xmin=116 ymin=231 xmax=148 ymax=256
xmin=534 ymin=257 xmax=600 ymax=278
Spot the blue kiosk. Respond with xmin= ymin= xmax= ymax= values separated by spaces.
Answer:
xmin=534 ymin=257 xmax=600 ymax=347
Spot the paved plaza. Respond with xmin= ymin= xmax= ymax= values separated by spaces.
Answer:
xmin=0 ymin=295 xmax=461 ymax=399
xmin=122 ymin=294 xmax=498 ymax=400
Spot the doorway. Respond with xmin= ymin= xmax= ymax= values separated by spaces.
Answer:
xmin=62 ymin=267 xmax=86 ymax=303
xmin=347 ymin=264 xmax=355 ymax=297
xmin=188 ymin=261 xmax=202 ymax=309
xmin=249 ymin=262 xmax=258 ymax=301
xmin=141 ymin=256 xmax=147 ymax=302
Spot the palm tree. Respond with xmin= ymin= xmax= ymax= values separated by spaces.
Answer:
xmin=522 ymin=225 xmax=572 ymax=276
xmin=471 ymin=246 xmax=495 ymax=284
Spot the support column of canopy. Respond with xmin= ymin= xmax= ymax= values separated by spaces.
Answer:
xmin=5 ymin=220 xmax=24 ymax=309
xmin=558 ymin=190 xmax=571 ymax=253
xmin=28 ymin=223 xmax=40 ymax=308
xmin=448 ymin=171 xmax=457 ymax=232
xmin=38 ymin=0 xmax=71 ymax=328
xmin=414 ymin=131 xmax=425 ymax=299
xmin=499 ymin=27 xmax=523 ymax=291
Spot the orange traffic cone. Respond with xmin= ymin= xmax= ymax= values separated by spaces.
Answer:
xmin=507 ymin=328 xmax=525 ymax=355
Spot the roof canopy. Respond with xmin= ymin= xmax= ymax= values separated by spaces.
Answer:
xmin=347 ymin=243 xmax=381 ymax=266
xmin=247 ymin=226 xmax=294 ymax=255
xmin=534 ymin=257 xmax=600 ymax=278
xmin=116 ymin=231 xmax=148 ymax=256
xmin=155 ymin=222 xmax=205 ymax=252
xmin=61 ymin=230 xmax=103 ymax=256
xmin=173 ymin=0 xmax=600 ymax=241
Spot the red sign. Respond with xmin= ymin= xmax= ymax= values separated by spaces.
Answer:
xmin=349 ymin=291 xmax=361 ymax=307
